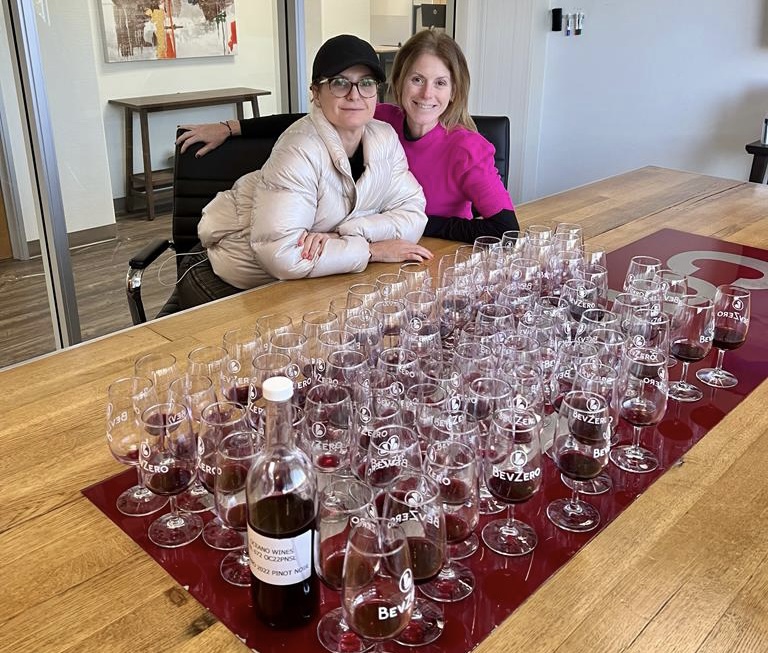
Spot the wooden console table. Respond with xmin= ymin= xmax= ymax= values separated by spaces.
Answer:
xmin=109 ymin=87 xmax=271 ymax=220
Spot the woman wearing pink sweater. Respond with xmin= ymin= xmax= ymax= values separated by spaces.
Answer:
xmin=178 ymin=31 xmax=518 ymax=244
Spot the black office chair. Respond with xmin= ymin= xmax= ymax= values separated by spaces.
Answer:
xmin=126 ymin=114 xmax=511 ymax=325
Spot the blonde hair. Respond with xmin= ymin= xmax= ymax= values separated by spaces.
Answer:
xmin=390 ymin=30 xmax=476 ymax=132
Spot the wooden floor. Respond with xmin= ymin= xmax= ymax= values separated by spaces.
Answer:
xmin=0 ymin=212 xmax=177 ymax=369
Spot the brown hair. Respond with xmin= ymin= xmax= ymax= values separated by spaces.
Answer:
xmin=390 ymin=29 xmax=476 ymax=132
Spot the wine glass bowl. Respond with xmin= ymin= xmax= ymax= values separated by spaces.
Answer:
xmin=341 ymin=517 xmax=415 ymax=651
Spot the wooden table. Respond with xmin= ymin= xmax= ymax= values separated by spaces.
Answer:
xmin=2 ymin=166 xmax=767 ymax=653
xmin=109 ymin=87 xmax=271 ymax=220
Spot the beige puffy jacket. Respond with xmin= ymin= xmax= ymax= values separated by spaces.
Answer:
xmin=198 ymin=104 xmax=428 ymax=289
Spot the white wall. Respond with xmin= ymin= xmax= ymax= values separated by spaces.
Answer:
xmin=535 ymin=0 xmax=768 ymax=198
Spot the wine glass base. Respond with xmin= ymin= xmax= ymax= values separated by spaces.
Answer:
xmin=317 ymin=607 xmax=374 ymax=653
xmin=176 ymin=484 xmax=214 ymax=513
xmin=561 ymin=472 xmax=613 ymax=495
xmin=148 ymin=511 xmax=203 ymax=548
xmin=668 ymin=381 xmax=703 ymax=402
xmin=481 ymin=518 xmax=537 ymax=556
xmin=696 ymin=367 xmax=738 ymax=389
xmin=395 ymin=597 xmax=444 ymax=647
xmin=202 ymin=518 xmax=244 ymax=550
xmin=610 ymin=445 xmax=659 ymax=474
xmin=116 ymin=485 xmax=168 ymax=517
xmin=418 ymin=561 xmax=475 ymax=602
xmin=546 ymin=498 xmax=600 ymax=533
xmin=447 ymin=532 xmax=480 ymax=560
xmin=220 ymin=549 xmax=250 ymax=587
xmin=478 ymin=494 xmax=505 ymax=515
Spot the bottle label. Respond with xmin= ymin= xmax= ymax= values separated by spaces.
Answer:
xmin=248 ymin=527 xmax=313 ymax=586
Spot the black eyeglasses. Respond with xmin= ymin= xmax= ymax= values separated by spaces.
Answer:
xmin=318 ymin=76 xmax=380 ymax=98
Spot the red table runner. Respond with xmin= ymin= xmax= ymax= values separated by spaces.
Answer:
xmin=83 ymin=229 xmax=768 ymax=652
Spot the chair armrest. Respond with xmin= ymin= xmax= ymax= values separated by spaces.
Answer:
xmin=129 ymin=238 xmax=173 ymax=269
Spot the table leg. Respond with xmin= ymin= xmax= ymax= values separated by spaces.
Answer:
xmin=250 ymin=97 xmax=260 ymax=118
xmin=236 ymin=102 xmax=244 ymax=121
xmin=748 ymin=153 xmax=768 ymax=184
xmin=124 ymin=108 xmax=134 ymax=212
xmin=139 ymin=110 xmax=155 ymax=220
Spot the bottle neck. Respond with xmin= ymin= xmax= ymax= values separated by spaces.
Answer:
xmin=264 ymin=398 xmax=295 ymax=448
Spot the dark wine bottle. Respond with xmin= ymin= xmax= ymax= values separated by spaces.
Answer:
xmin=246 ymin=376 xmax=317 ymax=629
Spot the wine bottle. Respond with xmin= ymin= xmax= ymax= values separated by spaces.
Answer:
xmin=246 ymin=376 xmax=317 ymax=628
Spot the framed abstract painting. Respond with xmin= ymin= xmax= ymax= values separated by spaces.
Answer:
xmin=100 ymin=0 xmax=237 ymax=62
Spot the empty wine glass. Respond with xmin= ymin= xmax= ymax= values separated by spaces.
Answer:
xmin=482 ymin=407 xmax=543 ymax=555
xmin=222 ymin=325 xmax=261 ymax=404
xmin=668 ymin=295 xmax=714 ymax=402
xmin=255 ymin=313 xmax=294 ymax=350
xmin=696 ymin=285 xmax=751 ymax=389
xmin=420 ymin=440 xmax=479 ymax=602
xmin=382 ymin=471 xmax=446 ymax=646
xmin=139 ymin=402 xmax=203 ymax=547
xmin=399 ymin=261 xmax=432 ymax=292
xmin=547 ymin=391 xmax=610 ymax=532
xmin=341 ymin=517 xmax=414 ymax=652
xmin=187 ymin=345 xmax=228 ymax=398
xmin=623 ymin=255 xmax=661 ymax=292
xmin=106 ymin=376 xmax=168 ymax=516
xmin=329 ymin=295 xmax=366 ymax=330
xmin=315 ymin=478 xmax=376 ymax=653
xmin=611 ymin=346 xmax=668 ymax=474
xmin=134 ymin=352 xmax=179 ymax=395
xmin=215 ymin=430 xmax=258 ymax=586
xmin=376 ymin=272 xmax=408 ymax=302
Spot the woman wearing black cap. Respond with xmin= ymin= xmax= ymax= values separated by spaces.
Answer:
xmin=176 ymin=35 xmax=431 ymax=308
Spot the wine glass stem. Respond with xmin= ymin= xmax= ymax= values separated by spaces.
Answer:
xmin=567 ymin=486 xmax=581 ymax=512
xmin=713 ymin=348 xmax=726 ymax=373
xmin=632 ymin=425 xmax=643 ymax=451
xmin=679 ymin=361 xmax=691 ymax=387
xmin=506 ymin=503 xmax=516 ymax=526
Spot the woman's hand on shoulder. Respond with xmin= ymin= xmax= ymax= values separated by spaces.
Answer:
xmin=176 ymin=123 xmax=230 ymax=156
xmin=298 ymin=230 xmax=340 ymax=260
xmin=368 ymin=240 xmax=433 ymax=263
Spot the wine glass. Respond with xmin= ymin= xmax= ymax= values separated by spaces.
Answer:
xmin=547 ymin=391 xmax=610 ymax=532
xmin=341 ymin=517 xmax=414 ymax=652
xmin=372 ymin=300 xmax=407 ymax=350
xmin=215 ymin=430 xmax=259 ymax=586
xmin=168 ymin=373 xmax=217 ymax=513
xmin=269 ymin=331 xmax=313 ymax=405
xmin=420 ymin=440 xmax=479 ymax=602
xmin=668 ymin=295 xmax=715 ymax=402
xmin=696 ymin=285 xmax=751 ymax=388
xmin=329 ymin=295 xmax=365 ymax=330
xmin=302 ymin=382 xmax=354 ymax=475
xmin=199 ymin=401 xmax=250 ymax=550
xmin=222 ymin=325 xmax=261 ymax=404
xmin=365 ymin=424 xmax=422 ymax=493
xmin=399 ymin=261 xmax=432 ymax=292
xmin=134 ymin=352 xmax=179 ymax=395
xmin=565 ymin=361 xmax=618 ymax=495
xmin=482 ymin=407 xmax=543 ymax=555
xmin=611 ymin=346 xmax=668 ymax=474
xmin=376 ymin=272 xmax=408 ymax=302
xmin=348 ymin=283 xmax=382 ymax=310
xmin=187 ymin=344 xmax=228 ymax=398
xmin=381 ymin=471 xmax=446 ymax=646
xmin=623 ymin=255 xmax=661 ymax=292
xmin=105 ymin=376 xmax=168 ymax=516
xmin=138 ymin=402 xmax=203 ymax=547
xmin=315 ymin=477 xmax=376 ymax=653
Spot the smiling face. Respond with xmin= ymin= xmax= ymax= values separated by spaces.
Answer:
xmin=312 ymin=64 xmax=377 ymax=149
xmin=400 ymin=53 xmax=453 ymax=138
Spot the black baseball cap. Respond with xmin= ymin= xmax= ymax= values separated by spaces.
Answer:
xmin=311 ymin=35 xmax=386 ymax=83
